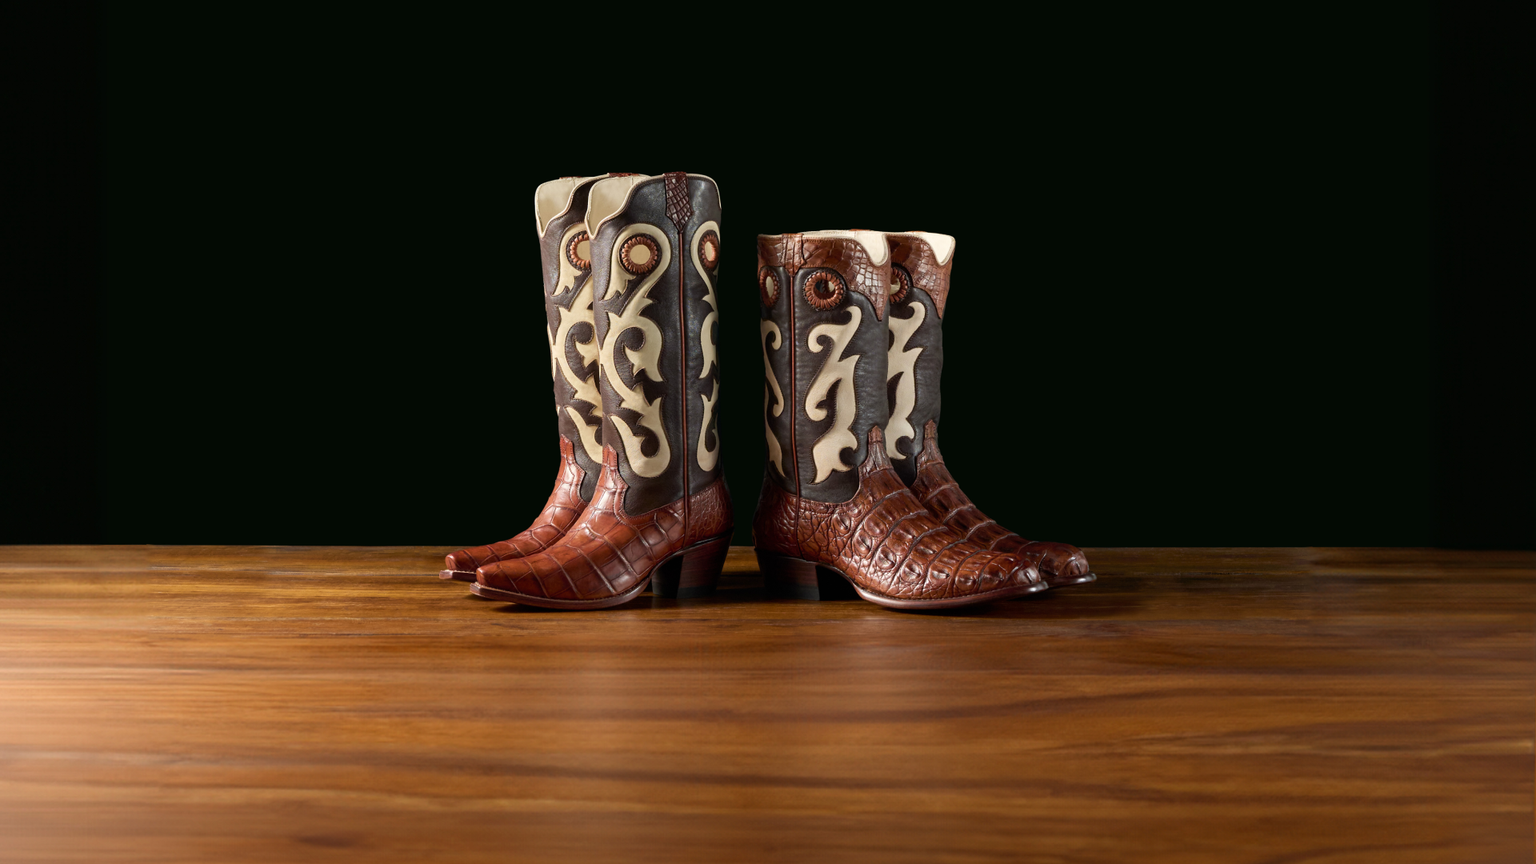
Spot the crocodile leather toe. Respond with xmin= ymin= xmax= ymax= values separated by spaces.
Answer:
xmin=753 ymin=427 xmax=1044 ymax=608
xmin=440 ymin=438 xmax=589 ymax=581
xmin=910 ymin=420 xmax=1095 ymax=588
xmin=475 ymin=447 xmax=733 ymax=608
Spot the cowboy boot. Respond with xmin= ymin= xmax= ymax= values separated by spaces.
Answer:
xmin=473 ymin=173 xmax=733 ymax=608
xmin=438 ymin=174 xmax=614 ymax=581
xmin=751 ymin=230 xmax=1046 ymax=609
xmin=883 ymin=231 xmax=1094 ymax=588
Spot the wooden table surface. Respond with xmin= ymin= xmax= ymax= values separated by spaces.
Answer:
xmin=0 ymin=546 xmax=1530 ymax=863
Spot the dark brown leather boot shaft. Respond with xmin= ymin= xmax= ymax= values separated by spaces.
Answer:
xmin=474 ymin=174 xmax=735 ymax=608
xmin=586 ymin=172 xmax=726 ymax=513
xmin=758 ymin=231 xmax=890 ymax=504
xmin=883 ymin=231 xmax=952 ymax=484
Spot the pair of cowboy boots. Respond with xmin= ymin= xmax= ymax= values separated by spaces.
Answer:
xmin=440 ymin=172 xmax=733 ymax=609
xmin=751 ymin=230 xmax=1094 ymax=610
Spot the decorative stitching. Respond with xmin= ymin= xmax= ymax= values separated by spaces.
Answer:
xmin=804 ymin=270 xmax=846 ymax=311
xmin=566 ymin=230 xmax=592 ymax=271
xmin=620 ymin=234 xmax=660 ymax=276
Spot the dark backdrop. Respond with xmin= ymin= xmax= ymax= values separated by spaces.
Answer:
xmin=6 ymin=3 xmax=1531 ymax=549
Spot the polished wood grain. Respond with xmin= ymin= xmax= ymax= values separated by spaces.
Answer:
xmin=0 ymin=547 xmax=1530 ymax=863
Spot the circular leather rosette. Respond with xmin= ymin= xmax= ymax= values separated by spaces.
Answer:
xmin=565 ymin=231 xmax=592 ymax=271
xmin=758 ymin=266 xmax=780 ymax=307
xmin=620 ymin=235 xmax=660 ymax=276
xmin=803 ymin=270 xmax=847 ymax=311
xmin=889 ymin=263 xmax=913 ymax=305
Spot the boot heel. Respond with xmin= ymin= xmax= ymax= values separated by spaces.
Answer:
xmin=651 ymin=536 xmax=732 ymax=599
xmin=756 ymin=551 xmax=857 ymax=601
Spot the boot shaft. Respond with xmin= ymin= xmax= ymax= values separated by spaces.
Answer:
xmin=534 ymin=175 xmax=609 ymax=498
xmin=884 ymin=231 xmax=955 ymax=484
xmin=586 ymin=172 xmax=724 ymax=517
xmin=757 ymin=230 xmax=891 ymax=504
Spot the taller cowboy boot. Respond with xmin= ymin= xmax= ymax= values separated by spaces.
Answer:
xmin=883 ymin=231 xmax=1094 ymax=588
xmin=474 ymin=173 xmax=733 ymax=608
xmin=751 ymin=230 xmax=1046 ymax=609
xmin=440 ymin=174 xmax=614 ymax=581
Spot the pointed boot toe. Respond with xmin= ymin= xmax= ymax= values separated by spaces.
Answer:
xmin=439 ymin=175 xmax=612 ymax=584
xmin=986 ymin=536 xmax=1096 ymax=589
xmin=440 ymin=547 xmax=490 ymax=582
xmin=1034 ymin=543 xmax=1095 ymax=587
xmin=441 ymin=516 xmax=571 ymax=581
xmin=975 ymin=553 xmax=1047 ymax=597
xmin=471 ymin=556 xmax=551 ymax=602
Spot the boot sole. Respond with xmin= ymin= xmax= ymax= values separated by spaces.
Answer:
xmin=468 ymin=534 xmax=733 ymax=610
xmin=756 ymin=550 xmax=1048 ymax=610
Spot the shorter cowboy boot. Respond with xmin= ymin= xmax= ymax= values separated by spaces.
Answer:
xmin=883 ymin=231 xmax=1094 ymax=588
xmin=439 ymin=175 xmax=614 ymax=581
xmin=751 ymin=230 xmax=1046 ymax=609
xmin=474 ymin=173 xmax=732 ymax=609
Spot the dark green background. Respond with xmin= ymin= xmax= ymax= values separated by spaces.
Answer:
xmin=7 ymin=3 xmax=1531 ymax=549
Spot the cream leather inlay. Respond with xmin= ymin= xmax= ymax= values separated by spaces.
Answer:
xmin=599 ymin=224 xmax=672 ymax=478
xmin=761 ymin=320 xmax=784 ymax=476
xmin=691 ymin=220 xmax=721 ymax=381
xmin=691 ymin=221 xmax=723 ymax=474
xmin=549 ymin=278 xmax=603 ymax=464
xmin=885 ymin=301 xmax=925 ymax=460
xmin=551 ymin=223 xmax=586 ymax=298
xmin=535 ymin=175 xmax=601 ymax=237
xmin=805 ymin=306 xmax=862 ymax=484
xmin=697 ymin=379 xmax=719 ymax=473
xmin=585 ymin=175 xmax=653 ymax=238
